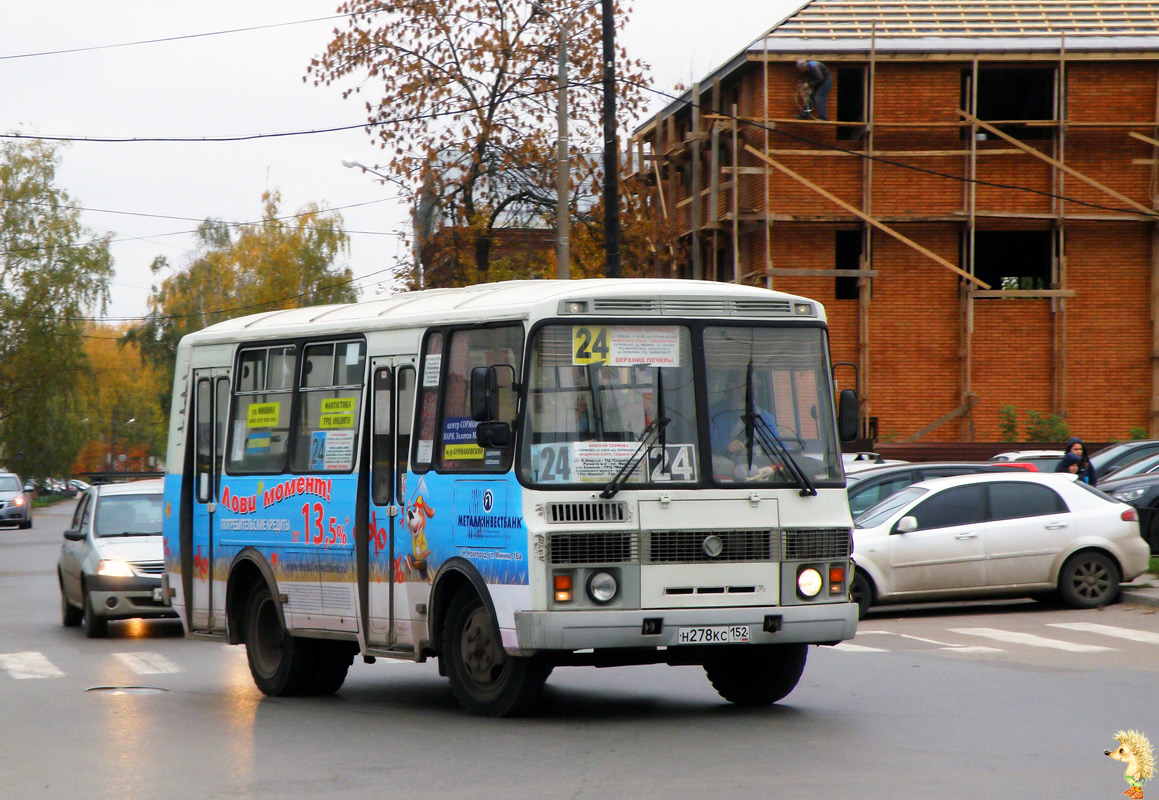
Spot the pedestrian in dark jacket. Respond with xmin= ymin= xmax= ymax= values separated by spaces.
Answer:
xmin=796 ymin=58 xmax=832 ymax=121
xmin=1055 ymin=436 xmax=1097 ymax=484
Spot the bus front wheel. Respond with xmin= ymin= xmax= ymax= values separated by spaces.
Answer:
xmin=703 ymin=643 xmax=808 ymax=706
xmin=441 ymin=590 xmax=549 ymax=717
xmin=244 ymin=584 xmax=317 ymax=696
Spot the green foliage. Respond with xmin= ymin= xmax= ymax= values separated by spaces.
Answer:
xmin=1129 ymin=427 xmax=1148 ymax=440
xmin=998 ymin=404 xmax=1019 ymax=442
xmin=0 ymin=139 xmax=113 ymax=477
xmin=128 ymin=191 xmax=356 ymax=409
xmin=1023 ymin=409 xmax=1070 ymax=442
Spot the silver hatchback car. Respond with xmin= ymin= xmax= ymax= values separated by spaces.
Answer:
xmin=0 ymin=472 xmax=32 ymax=529
xmin=57 ymin=480 xmax=176 ymax=637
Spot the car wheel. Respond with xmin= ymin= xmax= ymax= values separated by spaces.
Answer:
xmin=850 ymin=569 xmax=873 ymax=619
xmin=441 ymin=590 xmax=549 ymax=717
xmin=244 ymin=583 xmax=318 ymax=697
xmin=19 ymin=518 xmax=31 ymax=530
xmin=83 ymin=590 xmax=108 ymax=638
xmin=60 ymin=581 xmax=82 ymax=628
xmin=1058 ymin=551 xmax=1120 ymax=609
xmin=703 ymin=643 xmax=808 ymax=706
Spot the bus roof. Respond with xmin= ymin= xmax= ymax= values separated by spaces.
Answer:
xmin=179 ymin=279 xmax=827 ymax=346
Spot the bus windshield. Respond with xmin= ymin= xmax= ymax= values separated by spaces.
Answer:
xmin=520 ymin=322 xmax=842 ymax=488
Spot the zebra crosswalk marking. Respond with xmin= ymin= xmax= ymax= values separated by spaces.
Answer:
xmin=113 ymin=652 xmax=182 ymax=675
xmin=1047 ymin=622 xmax=1159 ymax=644
xmin=948 ymin=627 xmax=1114 ymax=652
xmin=831 ymin=642 xmax=888 ymax=652
xmin=0 ymin=652 xmax=64 ymax=679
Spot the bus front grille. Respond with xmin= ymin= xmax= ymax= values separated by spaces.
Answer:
xmin=646 ymin=530 xmax=775 ymax=564
xmin=780 ymin=528 xmax=852 ymax=560
xmin=548 ymin=532 xmax=638 ymax=564
xmin=546 ymin=501 xmax=627 ymax=524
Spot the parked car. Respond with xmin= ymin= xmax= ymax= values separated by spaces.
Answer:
xmin=989 ymin=449 xmax=1065 ymax=472
xmin=1095 ymin=451 xmax=1159 ymax=485
xmin=846 ymin=461 xmax=1028 ymax=518
xmin=0 ymin=472 xmax=32 ymax=529
xmin=1098 ymin=471 xmax=1159 ymax=554
xmin=57 ymin=479 xmax=175 ymax=637
xmin=843 ymin=452 xmax=908 ymax=474
xmin=850 ymin=472 xmax=1149 ymax=618
xmin=1089 ymin=440 xmax=1159 ymax=482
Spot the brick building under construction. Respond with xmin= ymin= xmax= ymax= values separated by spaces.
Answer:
xmin=632 ymin=1 xmax=1159 ymax=443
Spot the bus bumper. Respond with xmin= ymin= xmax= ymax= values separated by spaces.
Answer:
xmin=513 ymin=602 xmax=857 ymax=652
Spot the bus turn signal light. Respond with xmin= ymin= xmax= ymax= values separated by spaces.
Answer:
xmin=554 ymin=573 xmax=573 ymax=603
xmin=829 ymin=565 xmax=846 ymax=594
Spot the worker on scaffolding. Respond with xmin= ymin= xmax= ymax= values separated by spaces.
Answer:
xmin=796 ymin=58 xmax=832 ymax=121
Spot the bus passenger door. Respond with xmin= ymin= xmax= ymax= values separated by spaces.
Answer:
xmin=367 ymin=361 xmax=415 ymax=647
xmin=190 ymin=370 xmax=230 ymax=632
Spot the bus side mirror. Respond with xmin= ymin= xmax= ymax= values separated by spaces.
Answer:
xmin=476 ymin=421 xmax=511 ymax=448
xmin=838 ymin=388 xmax=859 ymax=442
xmin=470 ymin=365 xmax=516 ymax=422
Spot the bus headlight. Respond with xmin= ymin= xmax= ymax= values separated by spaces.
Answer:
xmin=586 ymin=571 xmax=618 ymax=605
xmin=797 ymin=567 xmax=823 ymax=598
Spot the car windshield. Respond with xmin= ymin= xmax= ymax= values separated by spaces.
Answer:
xmin=1102 ymin=452 xmax=1159 ymax=481
xmin=854 ymin=485 xmax=927 ymax=528
xmin=0 ymin=476 xmax=20 ymax=492
xmin=95 ymin=494 xmax=163 ymax=536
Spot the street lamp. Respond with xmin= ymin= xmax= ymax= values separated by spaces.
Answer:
xmin=344 ymin=159 xmax=425 ymax=290
xmin=109 ymin=415 xmax=135 ymax=475
xmin=532 ymin=0 xmax=598 ymax=281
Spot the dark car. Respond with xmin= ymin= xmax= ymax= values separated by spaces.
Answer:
xmin=1099 ymin=471 xmax=1159 ymax=554
xmin=1090 ymin=440 xmax=1159 ymax=482
xmin=847 ymin=461 xmax=1026 ymax=518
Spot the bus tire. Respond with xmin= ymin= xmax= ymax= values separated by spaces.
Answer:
xmin=309 ymin=642 xmax=356 ymax=696
xmin=244 ymin=584 xmax=317 ymax=697
xmin=703 ymin=643 xmax=808 ymax=706
xmin=441 ymin=590 xmax=548 ymax=717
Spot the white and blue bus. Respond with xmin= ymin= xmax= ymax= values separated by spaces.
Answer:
xmin=162 ymin=279 xmax=860 ymax=715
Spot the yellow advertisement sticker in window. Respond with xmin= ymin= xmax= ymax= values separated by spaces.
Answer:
xmin=320 ymin=413 xmax=355 ymax=429
xmin=444 ymin=443 xmax=485 ymax=460
xmin=321 ymin=397 xmax=356 ymax=414
xmin=247 ymin=402 xmax=280 ymax=427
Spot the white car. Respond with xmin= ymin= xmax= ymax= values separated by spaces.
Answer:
xmin=989 ymin=449 xmax=1065 ymax=472
xmin=57 ymin=480 xmax=175 ymax=637
xmin=850 ymin=472 xmax=1149 ymax=618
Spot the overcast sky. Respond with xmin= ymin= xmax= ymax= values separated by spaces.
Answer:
xmin=2 ymin=1 xmax=803 ymax=320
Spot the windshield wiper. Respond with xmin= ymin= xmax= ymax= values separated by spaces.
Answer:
xmin=100 ymin=530 xmax=161 ymax=537
xmin=748 ymin=414 xmax=817 ymax=497
xmin=599 ymin=416 xmax=671 ymax=499
xmin=742 ymin=361 xmax=816 ymax=497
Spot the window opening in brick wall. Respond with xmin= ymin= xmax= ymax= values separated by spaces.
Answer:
xmin=835 ymin=230 xmax=862 ymax=300
xmin=836 ymin=67 xmax=866 ymax=142
xmin=962 ymin=67 xmax=1055 ymax=141
xmin=973 ymin=230 xmax=1052 ymax=292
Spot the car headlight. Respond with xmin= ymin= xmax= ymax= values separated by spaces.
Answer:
xmin=797 ymin=567 xmax=823 ymax=598
xmin=12 ymin=496 xmax=24 ymax=506
xmin=586 ymin=571 xmax=618 ymax=605
xmin=1113 ymin=488 xmax=1147 ymax=503
xmin=97 ymin=559 xmax=134 ymax=578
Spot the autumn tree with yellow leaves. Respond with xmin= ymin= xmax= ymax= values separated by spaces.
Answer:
xmin=129 ymin=191 xmax=356 ymax=408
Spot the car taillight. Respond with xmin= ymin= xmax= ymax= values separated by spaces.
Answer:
xmin=1122 ymin=508 xmax=1138 ymax=522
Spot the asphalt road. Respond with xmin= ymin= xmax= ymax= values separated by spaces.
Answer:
xmin=2 ymin=500 xmax=1156 ymax=799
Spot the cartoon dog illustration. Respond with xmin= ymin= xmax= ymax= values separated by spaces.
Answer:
xmin=404 ymin=495 xmax=435 ymax=584
xmin=1107 ymin=730 xmax=1155 ymax=799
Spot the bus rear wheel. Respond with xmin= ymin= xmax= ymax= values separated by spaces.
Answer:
xmin=441 ymin=590 xmax=549 ymax=717
xmin=244 ymin=584 xmax=318 ymax=696
xmin=703 ymin=644 xmax=808 ymax=706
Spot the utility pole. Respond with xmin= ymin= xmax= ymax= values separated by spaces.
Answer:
xmin=601 ymin=0 xmax=620 ymax=278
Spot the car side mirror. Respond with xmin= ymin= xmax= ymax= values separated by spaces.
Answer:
xmin=63 ymin=528 xmax=85 ymax=541
xmin=894 ymin=516 xmax=918 ymax=534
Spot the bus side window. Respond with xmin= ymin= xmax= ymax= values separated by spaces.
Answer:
xmin=371 ymin=368 xmax=392 ymax=506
